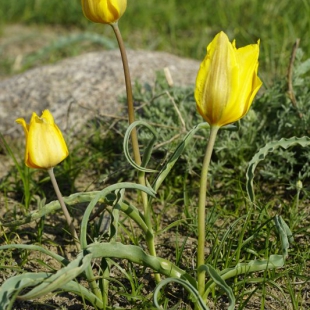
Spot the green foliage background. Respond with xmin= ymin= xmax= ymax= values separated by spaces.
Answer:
xmin=0 ymin=0 xmax=310 ymax=80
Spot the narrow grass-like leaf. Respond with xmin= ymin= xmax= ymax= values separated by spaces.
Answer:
xmin=199 ymin=264 xmax=235 ymax=310
xmin=246 ymin=136 xmax=310 ymax=202
xmin=153 ymin=122 xmax=209 ymax=191
xmin=157 ymin=219 xmax=186 ymax=235
xmin=0 ymin=244 xmax=68 ymax=265
xmin=153 ymin=277 xmax=209 ymax=310
xmin=123 ymin=120 xmax=158 ymax=173
xmin=213 ymin=215 xmax=245 ymax=265
xmin=0 ymin=133 xmax=31 ymax=209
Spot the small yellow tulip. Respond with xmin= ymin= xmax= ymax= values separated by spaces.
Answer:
xmin=81 ymin=0 xmax=127 ymax=24
xmin=195 ymin=31 xmax=262 ymax=127
xmin=16 ymin=110 xmax=69 ymax=169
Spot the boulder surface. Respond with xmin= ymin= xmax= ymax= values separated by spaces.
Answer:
xmin=0 ymin=50 xmax=199 ymax=136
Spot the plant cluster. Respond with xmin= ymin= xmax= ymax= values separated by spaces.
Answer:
xmin=0 ymin=1 xmax=310 ymax=310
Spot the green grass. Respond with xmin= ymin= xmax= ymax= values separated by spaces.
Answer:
xmin=0 ymin=0 xmax=310 ymax=80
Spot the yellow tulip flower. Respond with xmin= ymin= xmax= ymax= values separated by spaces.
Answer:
xmin=195 ymin=31 xmax=262 ymax=127
xmin=16 ymin=110 xmax=69 ymax=169
xmin=81 ymin=0 xmax=127 ymax=24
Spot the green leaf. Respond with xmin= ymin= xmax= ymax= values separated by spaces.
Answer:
xmin=123 ymin=120 xmax=158 ymax=173
xmin=0 ymin=272 xmax=104 ymax=309
xmin=274 ymin=216 xmax=294 ymax=258
xmin=153 ymin=277 xmax=209 ymax=310
xmin=204 ymin=254 xmax=285 ymax=299
xmin=0 ymin=244 xmax=68 ymax=265
xmin=54 ymin=280 xmax=104 ymax=309
xmin=117 ymin=201 xmax=149 ymax=233
xmin=246 ymin=136 xmax=310 ymax=202
xmin=0 ymin=272 xmax=48 ymax=310
xmin=153 ymin=122 xmax=209 ymax=191
xmin=199 ymin=265 xmax=235 ymax=310
xmin=19 ymin=253 xmax=93 ymax=300
xmin=295 ymin=57 xmax=310 ymax=76
xmin=80 ymin=182 xmax=156 ymax=249
xmin=86 ymin=241 xmax=191 ymax=282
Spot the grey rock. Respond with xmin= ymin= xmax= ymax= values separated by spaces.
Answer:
xmin=0 ymin=50 xmax=199 ymax=137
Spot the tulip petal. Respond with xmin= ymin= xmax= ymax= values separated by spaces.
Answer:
xmin=16 ymin=110 xmax=69 ymax=169
xmin=81 ymin=0 xmax=127 ymax=24
xmin=16 ymin=118 xmax=30 ymax=165
xmin=195 ymin=31 xmax=262 ymax=127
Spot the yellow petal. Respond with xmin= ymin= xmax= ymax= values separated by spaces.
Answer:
xmin=195 ymin=32 xmax=239 ymax=125
xmin=16 ymin=117 xmax=30 ymax=165
xmin=195 ymin=31 xmax=262 ymax=127
xmin=16 ymin=110 xmax=69 ymax=169
xmin=81 ymin=0 xmax=127 ymax=24
xmin=16 ymin=118 xmax=29 ymax=136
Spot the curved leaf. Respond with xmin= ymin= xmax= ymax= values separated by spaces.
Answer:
xmin=123 ymin=120 xmax=158 ymax=173
xmin=204 ymin=254 xmax=285 ymax=299
xmin=52 ymin=280 xmax=103 ymax=308
xmin=246 ymin=136 xmax=310 ymax=202
xmin=153 ymin=277 xmax=209 ymax=310
xmin=0 ymin=272 xmax=103 ymax=309
xmin=199 ymin=264 xmax=235 ymax=310
xmin=86 ymin=241 xmax=191 ymax=282
xmin=0 ymin=273 xmax=47 ymax=310
xmin=80 ymin=182 xmax=156 ymax=249
xmin=0 ymin=244 xmax=68 ymax=265
xmin=19 ymin=254 xmax=93 ymax=300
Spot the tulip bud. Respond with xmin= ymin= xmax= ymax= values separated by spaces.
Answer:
xmin=296 ymin=180 xmax=303 ymax=191
xmin=16 ymin=110 xmax=69 ymax=169
xmin=195 ymin=31 xmax=263 ymax=127
xmin=81 ymin=0 xmax=127 ymax=24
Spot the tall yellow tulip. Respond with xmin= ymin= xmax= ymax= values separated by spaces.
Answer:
xmin=81 ymin=0 xmax=127 ymax=24
xmin=195 ymin=31 xmax=262 ymax=127
xmin=16 ymin=110 xmax=69 ymax=169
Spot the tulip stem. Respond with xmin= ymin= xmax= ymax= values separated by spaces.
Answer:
xmin=111 ymin=23 xmax=160 ymax=283
xmin=111 ymin=23 xmax=140 ymax=165
xmin=197 ymin=126 xmax=219 ymax=298
xmin=47 ymin=168 xmax=80 ymax=252
xmin=48 ymin=169 xmax=103 ymax=301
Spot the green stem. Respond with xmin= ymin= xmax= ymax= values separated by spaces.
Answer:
xmin=111 ymin=23 xmax=160 ymax=281
xmin=48 ymin=169 xmax=103 ymax=303
xmin=197 ymin=126 xmax=219 ymax=297
xmin=47 ymin=168 xmax=80 ymax=251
